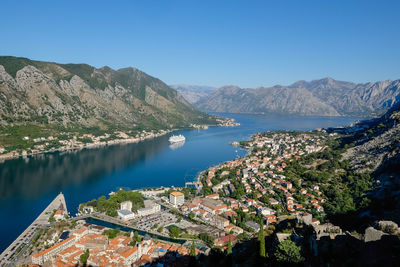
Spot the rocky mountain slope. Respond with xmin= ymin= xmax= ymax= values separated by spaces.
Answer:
xmin=329 ymin=102 xmax=400 ymax=224
xmin=194 ymin=78 xmax=400 ymax=117
xmin=0 ymin=56 xmax=216 ymax=132
xmin=170 ymin=84 xmax=216 ymax=104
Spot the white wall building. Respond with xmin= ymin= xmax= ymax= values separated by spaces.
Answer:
xmin=120 ymin=201 xmax=132 ymax=211
xmin=137 ymin=200 xmax=161 ymax=217
xmin=169 ymin=192 xmax=184 ymax=206
xmin=118 ymin=209 xmax=135 ymax=221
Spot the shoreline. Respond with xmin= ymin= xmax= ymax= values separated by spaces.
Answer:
xmin=0 ymin=130 xmax=172 ymax=163
xmin=0 ymin=118 xmax=240 ymax=164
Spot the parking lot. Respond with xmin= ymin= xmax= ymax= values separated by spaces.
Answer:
xmin=133 ymin=211 xmax=177 ymax=231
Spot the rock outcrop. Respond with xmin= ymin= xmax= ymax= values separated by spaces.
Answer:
xmin=0 ymin=56 xmax=216 ymax=130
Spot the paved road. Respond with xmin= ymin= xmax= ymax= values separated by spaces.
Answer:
xmin=0 ymin=193 xmax=67 ymax=266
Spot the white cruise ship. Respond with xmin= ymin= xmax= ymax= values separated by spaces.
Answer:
xmin=168 ymin=134 xmax=185 ymax=143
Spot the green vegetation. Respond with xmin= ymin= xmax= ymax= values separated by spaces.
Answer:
xmin=0 ymin=56 xmax=37 ymax=78
xmin=31 ymin=228 xmax=45 ymax=247
xmin=190 ymin=241 xmax=196 ymax=257
xmin=259 ymin=218 xmax=265 ymax=258
xmin=80 ymin=249 xmax=90 ymax=264
xmin=199 ymin=232 xmax=215 ymax=248
xmin=283 ymin=138 xmax=373 ymax=220
xmin=82 ymin=190 xmax=144 ymax=217
xmin=48 ymin=209 xmax=56 ymax=223
xmin=133 ymin=231 xmax=142 ymax=242
xmin=227 ymin=236 xmax=232 ymax=255
xmin=0 ymin=56 xmax=219 ymax=151
xmin=274 ymin=240 xmax=303 ymax=264
xmin=168 ymin=225 xmax=181 ymax=238
xmin=102 ymin=228 xmax=122 ymax=239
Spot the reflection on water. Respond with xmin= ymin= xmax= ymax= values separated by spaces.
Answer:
xmin=169 ymin=140 xmax=185 ymax=150
xmin=0 ymin=135 xmax=169 ymax=200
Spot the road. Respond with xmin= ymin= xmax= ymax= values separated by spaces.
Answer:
xmin=0 ymin=193 xmax=67 ymax=267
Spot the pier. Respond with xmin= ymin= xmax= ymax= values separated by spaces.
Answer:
xmin=184 ymin=181 xmax=202 ymax=189
xmin=0 ymin=193 xmax=67 ymax=266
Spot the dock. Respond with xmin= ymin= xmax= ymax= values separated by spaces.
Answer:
xmin=0 ymin=193 xmax=67 ymax=266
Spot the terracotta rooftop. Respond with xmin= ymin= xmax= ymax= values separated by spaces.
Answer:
xmin=32 ymin=236 xmax=76 ymax=258
xmin=170 ymin=191 xmax=184 ymax=196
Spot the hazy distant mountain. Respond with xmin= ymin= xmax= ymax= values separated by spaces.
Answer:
xmin=194 ymin=78 xmax=400 ymax=117
xmin=170 ymin=84 xmax=216 ymax=104
xmin=0 ymin=56 xmax=217 ymax=130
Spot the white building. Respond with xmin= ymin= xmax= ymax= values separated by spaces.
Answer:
xmin=83 ymin=206 xmax=94 ymax=214
xmin=137 ymin=200 xmax=161 ymax=217
xmin=169 ymin=192 xmax=184 ymax=206
xmin=54 ymin=209 xmax=65 ymax=221
xmin=118 ymin=200 xmax=135 ymax=221
xmin=118 ymin=209 xmax=135 ymax=221
xmin=120 ymin=201 xmax=132 ymax=211
xmin=257 ymin=206 xmax=276 ymax=216
xmin=32 ymin=236 xmax=76 ymax=264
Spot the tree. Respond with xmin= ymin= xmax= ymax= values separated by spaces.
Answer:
xmin=169 ymin=225 xmax=181 ymax=238
xmin=133 ymin=231 xmax=142 ymax=242
xmin=189 ymin=212 xmax=195 ymax=220
xmin=259 ymin=218 xmax=265 ymax=257
xmin=129 ymin=240 xmax=136 ymax=247
xmin=157 ymin=226 xmax=163 ymax=233
xmin=274 ymin=240 xmax=303 ymax=264
xmin=227 ymin=236 xmax=232 ymax=255
xmin=190 ymin=241 xmax=196 ymax=257
xmin=80 ymin=249 xmax=90 ymax=264
xmin=102 ymin=228 xmax=120 ymax=239
xmin=199 ymin=233 xmax=215 ymax=248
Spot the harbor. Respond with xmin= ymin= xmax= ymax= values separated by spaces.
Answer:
xmin=0 ymin=193 xmax=67 ymax=266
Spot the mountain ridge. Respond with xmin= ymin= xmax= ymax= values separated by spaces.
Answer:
xmin=0 ymin=56 xmax=217 ymax=133
xmin=192 ymin=78 xmax=400 ymax=117
xmin=169 ymin=84 xmax=216 ymax=104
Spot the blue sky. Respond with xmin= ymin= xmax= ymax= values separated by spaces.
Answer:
xmin=1 ymin=0 xmax=399 ymax=88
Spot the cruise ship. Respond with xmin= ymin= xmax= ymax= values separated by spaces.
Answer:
xmin=168 ymin=134 xmax=185 ymax=143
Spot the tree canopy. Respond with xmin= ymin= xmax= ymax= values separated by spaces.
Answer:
xmin=274 ymin=239 xmax=303 ymax=264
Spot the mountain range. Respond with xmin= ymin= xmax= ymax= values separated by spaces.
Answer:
xmin=0 ymin=56 xmax=216 ymax=132
xmin=184 ymin=78 xmax=400 ymax=117
xmin=169 ymin=84 xmax=216 ymax=104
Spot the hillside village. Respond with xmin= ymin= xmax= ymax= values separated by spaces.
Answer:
xmin=24 ymin=130 xmax=341 ymax=265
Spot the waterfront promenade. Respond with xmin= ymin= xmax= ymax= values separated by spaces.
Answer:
xmin=0 ymin=193 xmax=67 ymax=266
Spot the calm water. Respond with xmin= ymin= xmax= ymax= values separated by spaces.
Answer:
xmin=0 ymin=113 xmax=362 ymax=251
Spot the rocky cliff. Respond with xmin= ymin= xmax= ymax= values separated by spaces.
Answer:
xmin=329 ymin=102 xmax=400 ymax=225
xmin=0 ymin=56 xmax=216 ymax=131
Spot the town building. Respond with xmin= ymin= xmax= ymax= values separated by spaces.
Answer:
xmin=245 ymin=221 xmax=261 ymax=232
xmin=118 ymin=201 xmax=135 ymax=221
xmin=169 ymin=191 xmax=184 ymax=206
xmin=137 ymin=200 xmax=161 ymax=217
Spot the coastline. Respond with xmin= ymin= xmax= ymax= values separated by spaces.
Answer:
xmin=0 ymin=129 xmax=172 ymax=163
xmin=0 ymin=118 xmax=240 ymax=163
